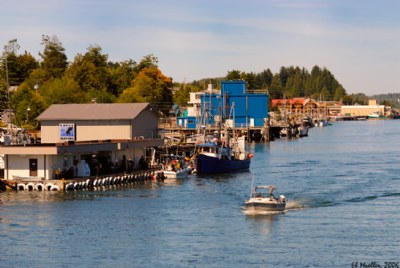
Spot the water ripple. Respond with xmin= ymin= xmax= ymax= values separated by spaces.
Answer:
xmin=1 ymin=121 xmax=400 ymax=267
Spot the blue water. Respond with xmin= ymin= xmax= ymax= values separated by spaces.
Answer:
xmin=1 ymin=120 xmax=400 ymax=267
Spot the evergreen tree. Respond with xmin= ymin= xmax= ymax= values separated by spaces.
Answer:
xmin=333 ymin=85 xmax=346 ymax=101
xmin=241 ymin=72 xmax=257 ymax=90
xmin=255 ymin=69 xmax=273 ymax=89
xmin=279 ymin=66 xmax=290 ymax=86
xmin=269 ymin=74 xmax=283 ymax=99
xmin=39 ymin=35 xmax=68 ymax=79
xmin=225 ymin=70 xmax=241 ymax=80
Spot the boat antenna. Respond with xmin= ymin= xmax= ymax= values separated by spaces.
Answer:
xmin=250 ymin=172 xmax=255 ymax=195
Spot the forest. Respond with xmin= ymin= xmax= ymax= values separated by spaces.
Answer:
xmin=0 ymin=35 xmax=393 ymax=130
xmin=0 ymin=36 xmax=174 ymax=130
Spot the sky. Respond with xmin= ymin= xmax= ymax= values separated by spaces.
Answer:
xmin=1 ymin=0 xmax=399 ymax=95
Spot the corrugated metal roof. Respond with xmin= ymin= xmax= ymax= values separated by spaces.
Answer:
xmin=37 ymin=103 xmax=152 ymax=121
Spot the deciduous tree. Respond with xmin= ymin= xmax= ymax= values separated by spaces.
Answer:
xmin=40 ymin=76 xmax=89 ymax=106
xmin=118 ymin=66 xmax=172 ymax=115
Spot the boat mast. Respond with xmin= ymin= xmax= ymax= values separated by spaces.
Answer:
xmin=250 ymin=173 xmax=255 ymax=195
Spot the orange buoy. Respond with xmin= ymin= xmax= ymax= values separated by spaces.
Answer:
xmin=248 ymin=153 xmax=254 ymax=159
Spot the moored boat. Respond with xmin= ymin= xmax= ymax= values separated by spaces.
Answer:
xmin=245 ymin=185 xmax=286 ymax=212
xmin=368 ymin=111 xmax=383 ymax=119
xmin=195 ymin=141 xmax=251 ymax=175
xmin=155 ymin=167 xmax=191 ymax=179
xmin=194 ymin=85 xmax=252 ymax=175
xmin=298 ymin=125 xmax=309 ymax=137
xmin=393 ymin=114 xmax=400 ymax=119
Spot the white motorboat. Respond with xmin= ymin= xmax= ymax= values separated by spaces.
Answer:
xmin=245 ymin=185 xmax=286 ymax=212
xmin=156 ymin=167 xmax=191 ymax=179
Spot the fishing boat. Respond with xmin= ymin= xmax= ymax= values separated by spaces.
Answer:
xmin=245 ymin=185 xmax=287 ymax=212
xmin=194 ymin=89 xmax=252 ymax=175
xmin=195 ymin=140 xmax=252 ymax=175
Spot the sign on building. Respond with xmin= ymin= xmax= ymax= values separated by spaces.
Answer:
xmin=59 ymin=123 xmax=75 ymax=141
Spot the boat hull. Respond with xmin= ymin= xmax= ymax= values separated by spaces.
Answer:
xmin=195 ymin=154 xmax=250 ymax=175
xmin=245 ymin=201 xmax=286 ymax=212
xmin=156 ymin=168 xmax=191 ymax=179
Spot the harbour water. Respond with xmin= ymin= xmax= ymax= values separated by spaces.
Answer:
xmin=1 ymin=120 xmax=400 ymax=267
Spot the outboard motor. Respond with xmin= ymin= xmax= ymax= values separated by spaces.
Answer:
xmin=279 ymin=195 xmax=286 ymax=203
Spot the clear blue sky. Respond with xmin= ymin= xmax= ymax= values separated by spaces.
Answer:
xmin=1 ymin=0 xmax=399 ymax=95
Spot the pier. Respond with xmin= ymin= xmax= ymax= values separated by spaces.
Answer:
xmin=331 ymin=115 xmax=368 ymax=121
xmin=160 ymin=123 xmax=306 ymax=144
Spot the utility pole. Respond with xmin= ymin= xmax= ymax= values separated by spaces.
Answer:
xmin=3 ymin=39 xmax=19 ymax=133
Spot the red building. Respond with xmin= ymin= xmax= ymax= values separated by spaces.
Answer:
xmin=271 ymin=98 xmax=341 ymax=117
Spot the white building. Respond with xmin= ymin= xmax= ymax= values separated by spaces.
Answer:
xmin=341 ymin=100 xmax=385 ymax=117
xmin=186 ymin=84 xmax=221 ymax=117
xmin=0 ymin=103 xmax=163 ymax=181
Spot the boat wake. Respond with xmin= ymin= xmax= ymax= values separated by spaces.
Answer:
xmin=345 ymin=192 xmax=400 ymax=203
xmin=285 ymin=200 xmax=305 ymax=210
xmin=280 ymin=190 xmax=400 ymax=211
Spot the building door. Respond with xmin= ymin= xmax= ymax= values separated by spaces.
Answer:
xmin=29 ymin=159 xmax=38 ymax=177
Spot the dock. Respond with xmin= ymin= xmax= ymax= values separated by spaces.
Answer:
xmin=1 ymin=169 xmax=160 ymax=192
xmin=159 ymin=123 xmax=306 ymax=144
